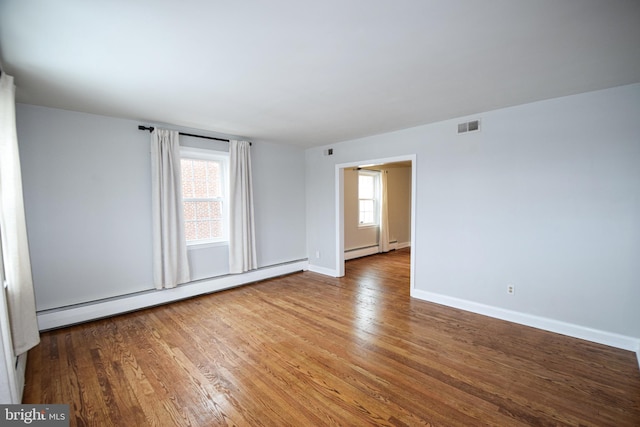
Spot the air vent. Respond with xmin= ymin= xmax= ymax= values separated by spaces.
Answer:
xmin=457 ymin=119 xmax=480 ymax=134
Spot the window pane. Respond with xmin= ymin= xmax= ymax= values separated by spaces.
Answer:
xmin=183 ymin=201 xmax=196 ymax=220
xmin=184 ymin=221 xmax=197 ymax=241
xmin=192 ymin=160 xmax=207 ymax=179
xmin=206 ymin=162 xmax=221 ymax=197
xmin=192 ymin=160 xmax=207 ymax=198
xmin=194 ymin=221 xmax=209 ymax=240
xmin=184 ymin=202 xmax=224 ymax=242
xmin=359 ymin=175 xmax=374 ymax=199
xmin=181 ymin=159 xmax=194 ymax=198
xmin=194 ymin=184 xmax=207 ymax=199
xmin=195 ymin=201 xmax=210 ymax=219
xmin=211 ymin=220 xmax=223 ymax=238
xmin=359 ymin=199 xmax=374 ymax=224
xmin=188 ymin=220 xmax=224 ymax=240
xmin=210 ymin=201 xmax=222 ymax=219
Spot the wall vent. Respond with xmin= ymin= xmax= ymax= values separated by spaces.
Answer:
xmin=458 ymin=119 xmax=480 ymax=134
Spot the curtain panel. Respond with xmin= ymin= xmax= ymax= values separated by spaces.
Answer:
xmin=0 ymin=73 xmax=40 ymax=355
xmin=150 ymin=129 xmax=190 ymax=288
xmin=229 ymin=140 xmax=257 ymax=273
xmin=379 ymin=170 xmax=390 ymax=253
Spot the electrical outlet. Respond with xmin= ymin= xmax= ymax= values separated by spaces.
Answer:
xmin=316 ymin=251 xmax=321 ymax=259
xmin=507 ymin=285 xmax=515 ymax=295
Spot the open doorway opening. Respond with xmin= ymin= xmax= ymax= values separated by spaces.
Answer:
xmin=335 ymin=155 xmax=416 ymax=291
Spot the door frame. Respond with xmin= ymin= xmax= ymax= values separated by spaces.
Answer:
xmin=334 ymin=154 xmax=416 ymax=291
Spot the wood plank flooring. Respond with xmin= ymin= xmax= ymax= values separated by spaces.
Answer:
xmin=23 ymin=248 xmax=640 ymax=426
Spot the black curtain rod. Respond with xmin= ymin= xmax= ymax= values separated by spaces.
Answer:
xmin=354 ymin=167 xmax=386 ymax=172
xmin=138 ymin=125 xmax=251 ymax=145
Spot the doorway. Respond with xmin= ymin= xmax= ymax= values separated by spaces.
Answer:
xmin=335 ymin=155 xmax=416 ymax=291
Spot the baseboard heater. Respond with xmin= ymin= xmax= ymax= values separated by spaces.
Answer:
xmin=345 ymin=241 xmax=399 ymax=260
xmin=36 ymin=259 xmax=309 ymax=331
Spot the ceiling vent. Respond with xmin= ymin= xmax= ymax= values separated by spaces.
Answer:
xmin=458 ymin=119 xmax=480 ymax=134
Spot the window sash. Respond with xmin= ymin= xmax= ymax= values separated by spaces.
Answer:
xmin=180 ymin=147 xmax=229 ymax=245
xmin=358 ymin=170 xmax=380 ymax=226
xmin=359 ymin=199 xmax=376 ymax=225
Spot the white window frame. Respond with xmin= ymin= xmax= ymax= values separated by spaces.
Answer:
xmin=358 ymin=170 xmax=380 ymax=227
xmin=180 ymin=146 xmax=230 ymax=247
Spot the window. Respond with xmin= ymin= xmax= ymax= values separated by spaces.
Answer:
xmin=180 ymin=147 xmax=229 ymax=245
xmin=358 ymin=170 xmax=380 ymax=226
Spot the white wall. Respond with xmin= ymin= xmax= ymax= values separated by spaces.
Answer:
xmin=306 ymin=84 xmax=640 ymax=343
xmin=16 ymin=104 xmax=307 ymax=311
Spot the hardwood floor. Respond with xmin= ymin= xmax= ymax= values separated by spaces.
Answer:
xmin=24 ymin=248 xmax=640 ymax=426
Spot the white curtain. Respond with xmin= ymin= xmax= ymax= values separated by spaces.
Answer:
xmin=379 ymin=170 xmax=390 ymax=253
xmin=0 ymin=73 xmax=40 ymax=355
xmin=150 ymin=129 xmax=190 ymax=289
xmin=229 ymin=140 xmax=257 ymax=273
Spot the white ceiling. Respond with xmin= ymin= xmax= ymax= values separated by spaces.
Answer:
xmin=1 ymin=0 xmax=639 ymax=148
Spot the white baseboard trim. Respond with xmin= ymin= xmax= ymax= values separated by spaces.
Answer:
xmin=344 ymin=246 xmax=379 ymax=260
xmin=307 ymin=264 xmax=340 ymax=277
xmin=344 ymin=242 xmax=411 ymax=261
xmin=411 ymin=288 xmax=640 ymax=354
xmin=37 ymin=260 xmax=308 ymax=331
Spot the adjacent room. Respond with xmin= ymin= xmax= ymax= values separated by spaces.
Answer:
xmin=1 ymin=1 xmax=639 ymax=425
